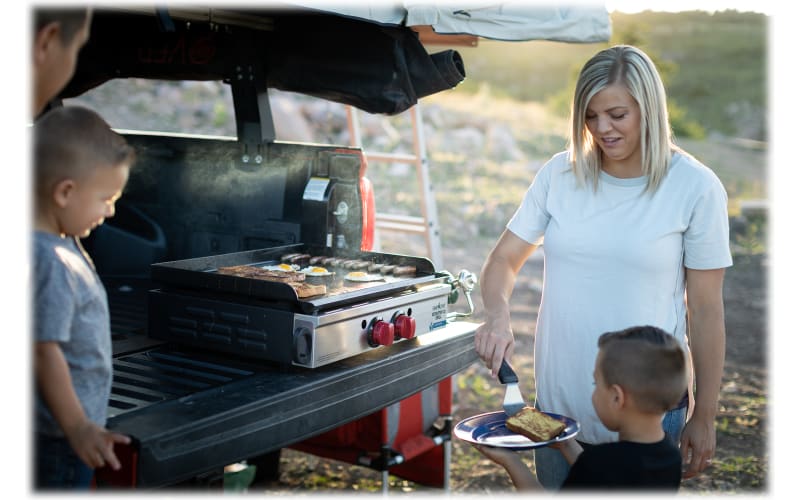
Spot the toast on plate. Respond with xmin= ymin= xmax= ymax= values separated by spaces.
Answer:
xmin=505 ymin=406 xmax=567 ymax=442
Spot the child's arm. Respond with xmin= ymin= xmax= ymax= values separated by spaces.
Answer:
xmin=35 ymin=341 xmax=131 ymax=470
xmin=472 ymin=444 xmax=543 ymax=491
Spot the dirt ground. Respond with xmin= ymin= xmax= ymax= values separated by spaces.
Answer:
xmin=243 ymin=241 xmax=767 ymax=494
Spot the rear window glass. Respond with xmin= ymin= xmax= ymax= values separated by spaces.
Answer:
xmin=64 ymin=79 xmax=237 ymax=137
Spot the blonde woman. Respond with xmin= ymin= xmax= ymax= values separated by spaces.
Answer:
xmin=475 ymin=45 xmax=730 ymax=489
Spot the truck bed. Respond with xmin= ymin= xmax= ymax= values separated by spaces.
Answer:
xmin=101 ymin=277 xmax=478 ymax=487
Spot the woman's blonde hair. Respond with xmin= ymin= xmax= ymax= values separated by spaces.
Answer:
xmin=568 ymin=45 xmax=676 ymax=192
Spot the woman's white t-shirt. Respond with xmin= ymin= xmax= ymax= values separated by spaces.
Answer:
xmin=506 ymin=150 xmax=733 ymax=444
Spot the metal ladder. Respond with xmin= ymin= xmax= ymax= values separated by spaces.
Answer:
xmin=345 ymin=104 xmax=444 ymax=270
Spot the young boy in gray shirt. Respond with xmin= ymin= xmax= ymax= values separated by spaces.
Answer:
xmin=33 ymin=105 xmax=135 ymax=489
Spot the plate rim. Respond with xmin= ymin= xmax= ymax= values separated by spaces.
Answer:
xmin=454 ymin=410 xmax=580 ymax=450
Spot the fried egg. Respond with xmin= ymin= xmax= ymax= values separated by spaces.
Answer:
xmin=262 ymin=263 xmax=298 ymax=272
xmin=345 ymin=271 xmax=384 ymax=282
xmin=300 ymin=266 xmax=332 ymax=276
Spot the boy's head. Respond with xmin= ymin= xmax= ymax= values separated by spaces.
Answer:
xmin=34 ymin=106 xmax=135 ymax=238
xmin=592 ymin=325 xmax=688 ymax=426
xmin=32 ymin=8 xmax=92 ymax=116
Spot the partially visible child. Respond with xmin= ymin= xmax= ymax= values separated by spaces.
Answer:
xmin=474 ymin=325 xmax=687 ymax=490
xmin=33 ymin=105 xmax=135 ymax=489
xmin=32 ymin=8 xmax=92 ymax=117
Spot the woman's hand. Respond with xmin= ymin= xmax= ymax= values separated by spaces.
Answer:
xmin=680 ymin=414 xmax=716 ymax=478
xmin=476 ymin=230 xmax=537 ymax=377
xmin=475 ymin=316 xmax=515 ymax=377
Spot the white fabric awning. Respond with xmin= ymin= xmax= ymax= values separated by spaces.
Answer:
xmin=287 ymin=2 xmax=611 ymax=42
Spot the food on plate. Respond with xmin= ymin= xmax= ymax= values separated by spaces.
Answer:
xmin=217 ymin=265 xmax=305 ymax=283
xmin=367 ymin=262 xmax=384 ymax=273
xmin=392 ymin=265 xmax=417 ymax=277
xmin=344 ymin=271 xmax=384 ymax=282
xmin=505 ymin=407 xmax=567 ymax=442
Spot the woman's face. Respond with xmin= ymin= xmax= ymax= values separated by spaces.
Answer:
xmin=585 ymin=83 xmax=642 ymax=172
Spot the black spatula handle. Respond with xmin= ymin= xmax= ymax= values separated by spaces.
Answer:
xmin=498 ymin=359 xmax=518 ymax=384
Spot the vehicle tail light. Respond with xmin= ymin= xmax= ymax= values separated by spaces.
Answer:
xmin=359 ymin=175 xmax=375 ymax=251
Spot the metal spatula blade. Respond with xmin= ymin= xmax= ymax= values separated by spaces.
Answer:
xmin=498 ymin=359 xmax=525 ymax=416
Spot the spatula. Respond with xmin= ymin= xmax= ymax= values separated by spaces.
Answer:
xmin=498 ymin=359 xmax=525 ymax=416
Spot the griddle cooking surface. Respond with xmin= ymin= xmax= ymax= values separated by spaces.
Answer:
xmin=150 ymin=245 xmax=441 ymax=313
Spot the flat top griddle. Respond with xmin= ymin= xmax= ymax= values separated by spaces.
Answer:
xmin=150 ymin=244 xmax=444 ymax=314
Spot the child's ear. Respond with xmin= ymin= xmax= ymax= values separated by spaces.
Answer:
xmin=52 ymin=179 xmax=76 ymax=208
xmin=610 ymin=384 xmax=626 ymax=409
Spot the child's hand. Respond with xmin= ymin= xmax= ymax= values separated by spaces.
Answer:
xmin=549 ymin=436 xmax=583 ymax=465
xmin=66 ymin=420 xmax=132 ymax=470
xmin=471 ymin=443 xmax=524 ymax=468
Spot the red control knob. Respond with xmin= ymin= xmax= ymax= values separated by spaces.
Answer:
xmin=394 ymin=314 xmax=416 ymax=340
xmin=369 ymin=320 xmax=395 ymax=347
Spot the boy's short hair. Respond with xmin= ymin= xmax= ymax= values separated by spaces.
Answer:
xmin=597 ymin=325 xmax=688 ymax=413
xmin=34 ymin=106 xmax=135 ymax=201
xmin=33 ymin=8 xmax=91 ymax=44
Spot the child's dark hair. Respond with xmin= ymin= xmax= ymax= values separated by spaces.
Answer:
xmin=597 ymin=325 xmax=688 ymax=413
xmin=34 ymin=106 xmax=135 ymax=200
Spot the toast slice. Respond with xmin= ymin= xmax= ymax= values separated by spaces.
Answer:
xmin=505 ymin=406 xmax=567 ymax=442
xmin=288 ymin=281 xmax=327 ymax=298
xmin=217 ymin=265 xmax=306 ymax=283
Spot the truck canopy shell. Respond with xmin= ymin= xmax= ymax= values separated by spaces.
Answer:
xmin=58 ymin=4 xmax=610 ymax=115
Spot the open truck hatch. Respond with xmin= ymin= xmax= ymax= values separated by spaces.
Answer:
xmin=44 ymin=3 xmax=610 ymax=490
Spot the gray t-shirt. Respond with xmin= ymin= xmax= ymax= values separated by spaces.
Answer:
xmin=33 ymin=231 xmax=112 ymax=437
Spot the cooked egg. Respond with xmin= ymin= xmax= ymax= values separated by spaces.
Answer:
xmin=345 ymin=271 xmax=384 ymax=282
xmin=300 ymin=266 xmax=332 ymax=276
xmin=263 ymin=263 xmax=298 ymax=272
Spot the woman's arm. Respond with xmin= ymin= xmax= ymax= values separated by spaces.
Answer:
xmin=474 ymin=229 xmax=537 ymax=377
xmin=681 ymin=267 xmax=727 ymax=478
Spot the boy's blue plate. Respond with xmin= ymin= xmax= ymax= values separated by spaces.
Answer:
xmin=454 ymin=410 xmax=579 ymax=450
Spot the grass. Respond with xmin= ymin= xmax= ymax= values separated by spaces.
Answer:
xmin=714 ymin=457 xmax=765 ymax=489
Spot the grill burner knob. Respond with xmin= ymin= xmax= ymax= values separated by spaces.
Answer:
xmin=368 ymin=320 xmax=395 ymax=347
xmin=393 ymin=314 xmax=416 ymax=340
